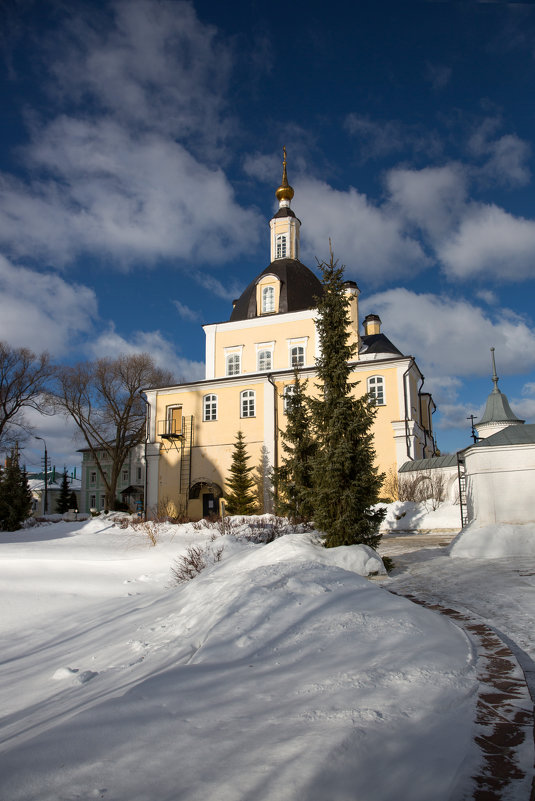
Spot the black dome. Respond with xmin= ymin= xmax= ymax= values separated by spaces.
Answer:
xmin=230 ymin=258 xmax=323 ymax=322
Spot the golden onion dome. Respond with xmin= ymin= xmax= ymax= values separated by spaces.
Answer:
xmin=275 ymin=146 xmax=294 ymax=202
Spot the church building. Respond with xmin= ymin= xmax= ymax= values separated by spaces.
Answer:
xmin=143 ymin=154 xmax=437 ymax=519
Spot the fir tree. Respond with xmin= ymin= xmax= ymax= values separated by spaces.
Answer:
xmin=253 ymin=445 xmax=273 ymax=514
xmin=225 ymin=431 xmax=257 ymax=515
xmin=55 ymin=469 xmax=71 ymax=514
xmin=68 ymin=491 xmax=78 ymax=511
xmin=0 ymin=448 xmax=33 ymax=531
xmin=275 ymin=371 xmax=316 ymax=521
xmin=310 ymin=247 xmax=385 ymax=549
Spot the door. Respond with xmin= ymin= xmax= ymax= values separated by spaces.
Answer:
xmin=167 ymin=405 xmax=182 ymax=436
xmin=202 ymin=493 xmax=215 ymax=517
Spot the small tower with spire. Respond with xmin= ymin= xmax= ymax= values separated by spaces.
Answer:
xmin=269 ymin=147 xmax=301 ymax=262
xmin=476 ymin=347 xmax=524 ymax=439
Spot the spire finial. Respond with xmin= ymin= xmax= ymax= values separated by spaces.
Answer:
xmin=275 ymin=146 xmax=294 ymax=205
xmin=490 ymin=346 xmax=500 ymax=393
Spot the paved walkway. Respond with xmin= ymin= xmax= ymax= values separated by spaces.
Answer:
xmin=379 ymin=534 xmax=535 ymax=799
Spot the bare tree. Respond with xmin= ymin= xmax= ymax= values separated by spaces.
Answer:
xmin=0 ymin=342 xmax=54 ymax=453
xmin=52 ymin=354 xmax=174 ymax=510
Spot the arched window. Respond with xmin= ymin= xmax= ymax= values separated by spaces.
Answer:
xmin=290 ymin=345 xmax=304 ymax=368
xmin=367 ymin=375 xmax=385 ymax=405
xmin=276 ymin=234 xmax=287 ymax=259
xmin=241 ymin=390 xmax=256 ymax=418
xmin=262 ymin=286 xmax=275 ymax=314
xmin=283 ymin=384 xmax=296 ymax=414
xmin=226 ymin=353 xmax=241 ymax=376
xmin=203 ymin=394 xmax=217 ymax=421
xmin=257 ymin=349 xmax=272 ymax=371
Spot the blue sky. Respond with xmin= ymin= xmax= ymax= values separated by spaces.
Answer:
xmin=2 ymin=0 xmax=535 ymax=471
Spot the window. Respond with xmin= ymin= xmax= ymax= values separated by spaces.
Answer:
xmin=276 ymin=234 xmax=287 ymax=259
xmin=166 ymin=405 xmax=182 ymax=436
xmin=290 ymin=346 xmax=304 ymax=368
xmin=203 ymin=394 xmax=217 ymax=421
xmin=367 ymin=375 xmax=385 ymax=405
xmin=283 ymin=384 xmax=296 ymax=414
xmin=136 ymin=466 xmax=142 ymax=481
xmin=241 ymin=389 xmax=256 ymax=418
xmin=122 ymin=470 xmax=128 ymax=482
xmin=90 ymin=471 xmax=97 ymax=484
xmin=261 ymin=286 xmax=275 ymax=314
xmin=226 ymin=353 xmax=241 ymax=376
xmin=100 ymin=495 xmax=106 ymax=509
xmin=257 ymin=349 xmax=272 ymax=372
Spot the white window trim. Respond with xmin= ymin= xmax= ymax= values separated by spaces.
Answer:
xmin=283 ymin=384 xmax=296 ymax=414
xmin=367 ymin=375 xmax=386 ymax=405
xmin=203 ymin=393 xmax=218 ymax=421
xmin=261 ymin=285 xmax=275 ymax=314
xmin=240 ymin=389 xmax=256 ymax=418
xmin=224 ymin=345 xmax=244 ymax=377
xmin=287 ymin=337 xmax=308 ymax=368
xmin=255 ymin=341 xmax=275 ymax=373
xmin=276 ymin=234 xmax=287 ymax=259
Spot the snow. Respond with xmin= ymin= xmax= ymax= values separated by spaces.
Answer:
xmin=377 ymin=499 xmax=461 ymax=532
xmin=0 ymin=513 xmax=480 ymax=801
xmin=450 ymin=521 xmax=535 ymax=559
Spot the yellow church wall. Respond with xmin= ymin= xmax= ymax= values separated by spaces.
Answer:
xmin=213 ymin=315 xmax=317 ymax=376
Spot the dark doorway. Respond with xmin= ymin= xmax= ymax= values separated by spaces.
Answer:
xmin=203 ymin=493 xmax=216 ymax=517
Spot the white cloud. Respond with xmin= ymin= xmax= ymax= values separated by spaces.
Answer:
xmin=194 ymin=273 xmax=245 ymax=303
xmin=0 ymin=254 xmax=97 ymax=355
xmin=21 ymin=407 xmax=84 ymax=472
xmin=0 ymin=118 xmax=262 ymax=266
xmin=386 ymin=165 xmax=468 ymax=241
xmin=475 ymin=289 xmax=498 ymax=305
xmin=173 ymin=301 xmax=200 ymax=322
xmin=86 ymin=326 xmax=204 ymax=383
xmin=295 ymin=177 xmax=430 ymax=284
xmin=468 ymin=118 xmax=531 ymax=188
xmin=48 ymin=0 xmax=232 ymax=155
xmin=438 ymin=204 xmax=535 ymax=281
xmin=362 ymin=288 xmax=535 ymax=377
xmin=344 ymin=115 xmax=441 ymax=161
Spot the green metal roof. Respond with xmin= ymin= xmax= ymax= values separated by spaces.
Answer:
xmin=399 ymin=453 xmax=458 ymax=472
xmin=477 ymin=388 xmax=524 ymax=425
xmin=474 ymin=423 xmax=535 ymax=447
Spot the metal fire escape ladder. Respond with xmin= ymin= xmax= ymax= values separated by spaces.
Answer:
xmin=457 ymin=454 xmax=469 ymax=528
xmin=179 ymin=415 xmax=193 ymax=500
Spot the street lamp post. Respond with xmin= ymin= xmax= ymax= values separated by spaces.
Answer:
xmin=35 ymin=436 xmax=48 ymax=514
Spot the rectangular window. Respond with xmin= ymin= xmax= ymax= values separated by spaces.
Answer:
xmin=367 ymin=376 xmax=385 ymax=405
xmin=257 ymin=349 xmax=272 ymax=372
xmin=241 ymin=390 xmax=256 ymax=418
xmin=100 ymin=495 xmax=106 ymax=509
xmin=90 ymin=471 xmax=97 ymax=484
xmin=136 ymin=466 xmax=142 ymax=481
xmin=122 ymin=470 xmax=128 ymax=482
xmin=262 ymin=286 xmax=275 ymax=314
xmin=283 ymin=384 xmax=296 ymax=414
xmin=166 ymin=406 xmax=182 ymax=436
xmin=203 ymin=394 xmax=218 ymax=421
xmin=90 ymin=494 xmax=96 ymax=508
xmin=226 ymin=353 xmax=241 ymax=376
xmin=290 ymin=345 xmax=305 ymax=368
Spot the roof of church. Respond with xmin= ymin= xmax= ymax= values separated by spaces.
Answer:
xmin=399 ymin=453 xmax=458 ymax=472
xmin=477 ymin=346 xmax=524 ymax=426
xmin=477 ymin=388 xmax=524 ymax=425
xmin=272 ymin=207 xmax=299 ymax=220
xmin=229 ymin=258 xmax=323 ymax=321
xmin=473 ymin=423 xmax=535 ymax=447
xmin=360 ymin=333 xmax=403 ymax=357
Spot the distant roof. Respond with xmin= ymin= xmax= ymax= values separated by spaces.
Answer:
xmin=399 ymin=454 xmax=458 ymax=472
xmin=474 ymin=423 xmax=535 ymax=448
xmin=229 ymin=258 xmax=323 ymax=322
xmin=360 ymin=333 xmax=403 ymax=357
xmin=477 ymin=387 xmax=524 ymax=426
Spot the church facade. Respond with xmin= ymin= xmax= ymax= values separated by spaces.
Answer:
xmin=143 ymin=157 xmax=437 ymax=519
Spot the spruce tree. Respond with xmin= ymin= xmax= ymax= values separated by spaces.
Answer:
xmin=0 ymin=449 xmax=33 ymax=530
xmin=310 ymin=248 xmax=385 ymax=549
xmin=275 ymin=371 xmax=316 ymax=521
xmin=56 ymin=469 xmax=71 ymax=514
xmin=68 ymin=491 xmax=78 ymax=511
xmin=225 ymin=431 xmax=257 ymax=515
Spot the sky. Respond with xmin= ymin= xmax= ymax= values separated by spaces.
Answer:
xmin=2 ymin=0 xmax=535 ymax=470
